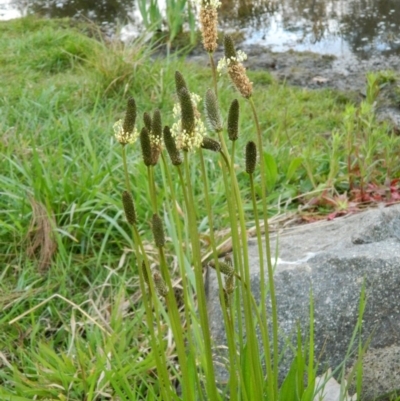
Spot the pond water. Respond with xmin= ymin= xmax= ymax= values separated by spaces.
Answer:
xmin=2 ymin=0 xmax=400 ymax=60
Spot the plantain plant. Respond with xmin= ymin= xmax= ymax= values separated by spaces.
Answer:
xmin=113 ymin=1 xmax=366 ymax=399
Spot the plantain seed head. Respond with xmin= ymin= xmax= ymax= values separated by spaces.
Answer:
xmin=153 ymin=271 xmax=168 ymax=297
xmin=199 ymin=3 xmax=219 ymax=53
xmin=122 ymin=190 xmax=136 ymax=225
xmin=113 ymin=99 xmax=138 ymax=145
xmin=245 ymin=141 xmax=257 ymax=174
xmin=140 ymin=127 xmax=153 ymax=166
xmin=152 ymin=213 xmax=165 ymax=248
xmin=123 ymin=98 xmax=137 ymax=135
xmin=225 ymin=272 xmax=235 ymax=294
xmin=163 ymin=126 xmax=182 ymax=165
xmin=143 ymin=112 xmax=152 ymax=132
xmin=224 ymin=35 xmax=237 ymax=60
xmin=152 ymin=109 xmax=162 ymax=141
xmin=205 ymin=89 xmax=223 ymax=132
xmin=228 ymin=63 xmax=253 ymax=99
xmin=175 ymin=71 xmax=188 ymax=94
xmin=201 ymin=136 xmax=221 ymax=152
xmin=178 ymin=87 xmax=195 ymax=137
xmin=209 ymin=260 xmax=234 ymax=276
xmin=227 ymin=99 xmax=239 ymax=141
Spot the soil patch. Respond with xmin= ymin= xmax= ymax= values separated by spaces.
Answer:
xmin=188 ymin=43 xmax=400 ymax=93
xmin=187 ymin=43 xmax=400 ymax=131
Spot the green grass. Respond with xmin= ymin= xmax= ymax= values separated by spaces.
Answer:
xmin=1 ymin=15 xmax=400 ymax=400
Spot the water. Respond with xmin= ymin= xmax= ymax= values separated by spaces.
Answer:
xmin=219 ymin=0 xmax=400 ymax=59
xmin=2 ymin=0 xmax=400 ymax=59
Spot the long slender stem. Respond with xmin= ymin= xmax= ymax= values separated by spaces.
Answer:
xmin=250 ymin=173 xmax=274 ymax=399
xmin=208 ymin=53 xmax=218 ymax=98
xmin=132 ymin=226 xmax=172 ymax=400
xmin=121 ymin=146 xmax=131 ymax=192
xmin=199 ymin=149 xmax=238 ymax=400
xmin=158 ymin=246 xmax=193 ymax=401
xmin=160 ymin=153 xmax=193 ymax=337
xmin=161 ymin=153 xmax=207 ymax=397
xmin=148 ymin=166 xmax=158 ymax=212
xmin=249 ymin=96 xmax=279 ymax=398
xmin=121 ymin=144 xmax=172 ymax=399
xmin=229 ymin=151 xmax=264 ymax=393
xmin=183 ymin=151 xmax=219 ymax=400
xmin=146 ymin=161 xmax=193 ymax=401
xmin=216 ymin=137 xmax=245 ymax=359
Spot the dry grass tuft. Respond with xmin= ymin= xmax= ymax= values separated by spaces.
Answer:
xmin=26 ymin=196 xmax=57 ymax=272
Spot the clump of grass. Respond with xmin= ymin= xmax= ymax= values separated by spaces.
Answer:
xmin=26 ymin=196 xmax=57 ymax=272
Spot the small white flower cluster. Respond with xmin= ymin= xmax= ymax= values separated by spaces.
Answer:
xmin=216 ymin=50 xmax=248 ymax=74
xmin=194 ymin=0 xmax=221 ymax=8
xmin=113 ymin=119 xmax=139 ymax=145
xmin=171 ymin=93 xmax=207 ymax=151
xmin=171 ymin=120 xmax=207 ymax=151
xmin=149 ymin=133 xmax=163 ymax=149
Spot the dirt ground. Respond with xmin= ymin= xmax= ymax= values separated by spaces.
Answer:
xmin=187 ymin=43 xmax=400 ymax=130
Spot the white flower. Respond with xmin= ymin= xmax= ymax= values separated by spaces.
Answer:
xmin=194 ymin=0 xmax=221 ymax=8
xmin=149 ymin=133 xmax=163 ymax=148
xmin=170 ymin=92 xmax=207 ymax=151
xmin=113 ymin=119 xmax=139 ymax=145
xmin=171 ymin=118 xmax=207 ymax=151
xmin=217 ymin=50 xmax=248 ymax=74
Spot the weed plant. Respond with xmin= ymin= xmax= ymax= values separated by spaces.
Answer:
xmin=138 ymin=0 xmax=197 ymax=54
xmin=1 ymin=7 xmax=400 ymax=401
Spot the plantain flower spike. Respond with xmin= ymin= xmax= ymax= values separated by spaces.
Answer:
xmin=227 ymin=99 xmax=239 ymax=141
xmin=149 ymin=109 xmax=162 ymax=165
xmin=175 ymin=71 xmax=188 ymax=94
xmin=197 ymin=0 xmax=221 ymax=53
xmin=205 ymin=88 xmax=223 ymax=132
xmin=143 ymin=112 xmax=152 ymax=132
xmin=201 ymin=137 xmax=221 ymax=152
xmin=140 ymin=127 xmax=153 ymax=166
xmin=223 ymin=34 xmax=237 ymax=59
xmin=209 ymin=259 xmax=234 ymax=276
xmin=151 ymin=109 xmax=163 ymax=146
xmin=178 ymin=87 xmax=195 ymax=136
xmin=163 ymin=126 xmax=182 ymax=165
xmin=245 ymin=141 xmax=257 ymax=174
xmin=223 ymin=288 xmax=231 ymax=308
xmin=171 ymin=87 xmax=207 ymax=152
xmin=113 ymin=98 xmax=139 ymax=145
xmin=153 ymin=271 xmax=168 ymax=297
xmin=122 ymin=190 xmax=136 ymax=225
xmin=152 ymin=213 xmax=165 ymax=248
xmin=225 ymin=272 xmax=235 ymax=295
xmin=217 ymin=35 xmax=253 ymax=99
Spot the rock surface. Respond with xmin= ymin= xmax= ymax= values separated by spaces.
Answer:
xmin=206 ymin=204 xmax=400 ymax=400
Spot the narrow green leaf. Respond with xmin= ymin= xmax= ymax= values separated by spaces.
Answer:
xmin=286 ymin=157 xmax=303 ymax=181
xmin=241 ymin=343 xmax=253 ymax=398
xmin=264 ymin=152 xmax=278 ymax=192
xmin=279 ymin=356 xmax=299 ymax=401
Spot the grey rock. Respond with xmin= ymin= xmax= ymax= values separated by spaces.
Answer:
xmin=206 ymin=204 xmax=400 ymax=400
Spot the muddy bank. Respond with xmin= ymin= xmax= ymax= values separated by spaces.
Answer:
xmin=189 ymin=44 xmax=400 ymax=92
xmin=187 ymin=44 xmax=400 ymax=130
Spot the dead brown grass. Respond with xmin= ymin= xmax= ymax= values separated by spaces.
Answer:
xmin=26 ymin=196 xmax=57 ymax=272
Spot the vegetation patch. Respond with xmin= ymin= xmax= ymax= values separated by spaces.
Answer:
xmin=1 ymin=13 xmax=400 ymax=400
